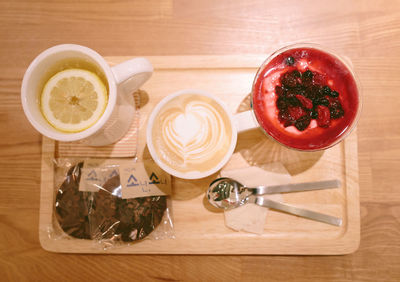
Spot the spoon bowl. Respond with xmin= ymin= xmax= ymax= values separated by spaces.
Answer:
xmin=207 ymin=178 xmax=250 ymax=209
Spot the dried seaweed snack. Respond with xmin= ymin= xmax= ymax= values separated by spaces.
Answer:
xmin=91 ymin=175 xmax=167 ymax=242
xmin=54 ymin=162 xmax=92 ymax=239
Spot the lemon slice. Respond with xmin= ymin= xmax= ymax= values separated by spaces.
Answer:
xmin=40 ymin=69 xmax=108 ymax=133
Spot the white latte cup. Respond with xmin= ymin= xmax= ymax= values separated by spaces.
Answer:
xmin=146 ymin=89 xmax=257 ymax=179
xmin=21 ymin=44 xmax=153 ymax=146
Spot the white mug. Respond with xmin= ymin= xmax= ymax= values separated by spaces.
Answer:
xmin=146 ymin=89 xmax=256 ymax=179
xmin=21 ymin=44 xmax=153 ymax=146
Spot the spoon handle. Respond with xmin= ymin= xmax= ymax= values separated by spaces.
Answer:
xmin=253 ymin=197 xmax=342 ymax=226
xmin=251 ymin=179 xmax=340 ymax=195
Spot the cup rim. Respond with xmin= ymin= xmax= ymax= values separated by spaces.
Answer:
xmin=21 ymin=44 xmax=117 ymax=142
xmin=250 ymin=42 xmax=362 ymax=151
xmin=146 ymin=89 xmax=238 ymax=179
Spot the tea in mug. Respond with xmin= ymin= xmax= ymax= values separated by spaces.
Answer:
xmin=38 ymin=58 xmax=109 ymax=133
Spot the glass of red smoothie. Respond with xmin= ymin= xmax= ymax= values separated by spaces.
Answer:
xmin=251 ymin=43 xmax=361 ymax=151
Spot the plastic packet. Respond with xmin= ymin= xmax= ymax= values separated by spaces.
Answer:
xmin=51 ymin=158 xmax=174 ymax=250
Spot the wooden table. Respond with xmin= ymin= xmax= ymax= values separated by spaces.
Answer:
xmin=1 ymin=0 xmax=399 ymax=281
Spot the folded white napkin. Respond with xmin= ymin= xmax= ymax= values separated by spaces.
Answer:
xmin=221 ymin=163 xmax=291 ymax=234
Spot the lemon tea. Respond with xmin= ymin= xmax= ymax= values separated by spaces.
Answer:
xmin=38 ymin=58 xmax=109 ymax=132
xmin=22 ymin=44 xmax=153 ymax=145
xmin=38 ymin=57 xmax=109 ymax=96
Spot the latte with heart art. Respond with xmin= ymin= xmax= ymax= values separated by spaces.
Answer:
xmin=151 ymin=94 xmax=233 ymax=174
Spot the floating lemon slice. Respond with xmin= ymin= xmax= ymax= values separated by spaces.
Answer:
xmin=40 ymin=69 xmax=108 ymax=133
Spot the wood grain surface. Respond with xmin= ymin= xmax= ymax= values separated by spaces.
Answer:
xmin=0 ymin=0 xmax=399 ymax=281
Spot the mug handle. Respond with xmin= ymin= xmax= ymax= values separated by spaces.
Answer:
xmin=233 ymin=110 xmax=259 ymax=133
xmin=111 ymin=57 xmax=153 ymax=93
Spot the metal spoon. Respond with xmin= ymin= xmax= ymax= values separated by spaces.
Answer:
xmin=208 ymin=178 xmax=340 ymax=199
xmin=207 ymin=178 xmax=342 ymax=226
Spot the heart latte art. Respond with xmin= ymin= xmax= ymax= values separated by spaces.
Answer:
xmin=151 ymin=94 xmax=233 ymax=174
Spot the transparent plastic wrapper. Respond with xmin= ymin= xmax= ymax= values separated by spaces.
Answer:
xmin=51 ymin=158 xmax=174 ymax=250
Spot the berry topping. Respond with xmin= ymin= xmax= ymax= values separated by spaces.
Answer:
xmin=315 ymin=97 xmax=330 ymax=107
xmin=326 ymin=96 xmax=340 ymax=107
xmin=310 ymin=108 xmax=318 ymax=119
xmin=291 ymin=70 xmax=301 ymax=78
xmin=329 ymin=104 xmax=344 ymax=119
xmin=301 ymin=70 xmax=312 ymax=84
xmin=278 ymin=111 xmax=293 ymax=127
xmin=304 ymin=85 xmax=321 ymax=100
xmin=330 ymin=90 xmax=339 ymax=97
xmin=316 ymin=105 xmax=330 ymax=127
xmin=275 ymin=85 xmax=284 ymax=96
xmin=281 ymin=71 xmax=298 ymax=88
xmin=294 ymin=115 xmax=311 ymax=131
xmin=276 ymin=96 xmax=288 ymax=110
xmin=312 ymin=72 xmax=326 ymax=85
xmin=286 ymin=56 xmax=295 ymax=66
xmin=303 ymin=69 xmax=313 ymax=80
xmin=288 ymin=106 xmax=307 ymax=120
xmin=285 ymin=90 xmax=295 ymax=99
xmin=275 ymin=68 xmax=345 ymax=131
xmin=296 ymin=95 xmax=313 ymax=109
xmin=292 ymin=86 xmax=306 ymax=96
xmin=322 ymin=86 xmax=331 ymax=95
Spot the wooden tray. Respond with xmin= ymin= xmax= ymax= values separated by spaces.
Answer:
xmin=39 ymin=55 xmax=360 ymax=254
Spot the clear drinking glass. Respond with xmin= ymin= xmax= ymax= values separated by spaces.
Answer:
xmin=250 ymin=43 xmax=362 ymax=151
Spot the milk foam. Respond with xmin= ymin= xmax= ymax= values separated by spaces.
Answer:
xmin=152 ymin=94 xmax=232 ymax=173
xmin=172 ymin=113 xmax=201 ymax=146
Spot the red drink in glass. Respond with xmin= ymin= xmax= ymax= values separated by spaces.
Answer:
xmin=252 ymin=44 xmax=361 ymax=151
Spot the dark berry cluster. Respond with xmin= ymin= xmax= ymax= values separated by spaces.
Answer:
xmin=275 ymin=62 xmax=344 ymax=131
